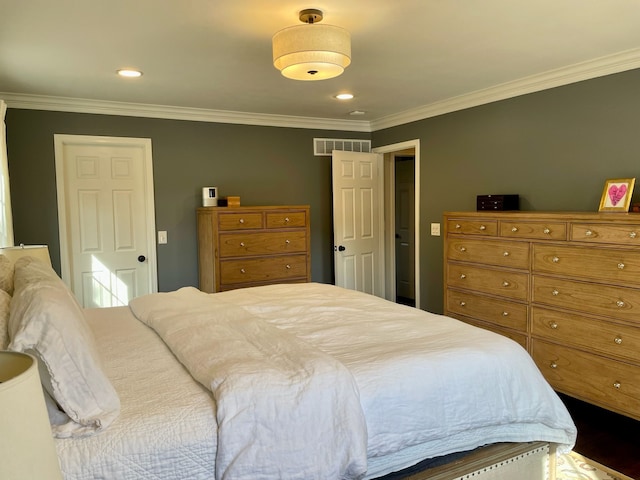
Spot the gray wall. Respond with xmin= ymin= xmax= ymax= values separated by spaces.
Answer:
xmin=7 ymin=68 xmax=640 ymax=313
xmin=373 ymin=68 xmax=640 ymax=313
xmin=5 ymin=109 xmax=368 ymax=291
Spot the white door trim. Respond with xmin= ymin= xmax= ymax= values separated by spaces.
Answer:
xmin=54 ymin=134 xmax=158 ymax=294
xmin=373 ymin=139 xmax=420 ymax=309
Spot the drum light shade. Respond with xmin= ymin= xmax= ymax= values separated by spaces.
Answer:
xmin=0 ymin=351 xmax=63 ymax=479
xmin=0 ymin=244 xmax=51 ymax=265
xmin=272 ymin=10 xmax=351 ymax=81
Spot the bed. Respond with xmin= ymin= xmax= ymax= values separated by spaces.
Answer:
xmin=2 ymin=256 xmax=577 ymax=479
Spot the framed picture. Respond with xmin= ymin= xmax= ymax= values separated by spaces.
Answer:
xmin=598 ymin=178 xmax=636 ymax=212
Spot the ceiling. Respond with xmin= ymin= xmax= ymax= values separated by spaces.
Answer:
xmin=2 ymin=0 xmax=640 ymax=131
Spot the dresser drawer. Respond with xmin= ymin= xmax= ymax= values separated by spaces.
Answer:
xmin=531 ymin=307 xmax=640 ymax=364
xmin=532 ymin=275 xmax=640 ymax=322
xmin=571 ymin=223 xmax=640 ymax=245
xmin=533 ymin=244 xmax=640 ymax=286
xmin=266 ymin=211 xmax=307 ymax=228
xmin=453 ymin=316 xmax=528 ymax=350
xmin=532 ymin=340 xmax=640 ymax=419
xmin=219 ymin=231 xmax=307 ymax=257
xmin=447 ymin=290 xmax=527 ymax=332
xmin=447 ymin=264 xmax=529 ymax=301
xmin=447 ymin=219 xmax=497 ymax=236
xmin=499 ymin=221 xmax=566 ymax=240
xmin=218 ymin=212 xmax=264 ymax=231
xmin=220 ymin=254 xmax=308 ymax=284
xmin=447 ymin=238 xmax=529 ymax=269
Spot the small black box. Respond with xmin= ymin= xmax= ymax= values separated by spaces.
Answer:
xmin=477 ymin=194 xmax=519 ymax=211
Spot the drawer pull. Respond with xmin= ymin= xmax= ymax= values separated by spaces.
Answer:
xmin=613 ymin=382 xmax=621 ymax=390
xmin=459 ymin=301 xmax=466 ymax=307
xmin=549 ymin=321 xmax=558 ymax=329
xmin=480 ymin=225 xmax=486 ymax=231
xmin=240 ymin=242 xmax=245 ymax=247
xmin=614 ymin=336 xmax=623 ymax=345
xmin=511 ymin=227 xmax=518 ymax=232
xmin=460 ymin=274 xmax=467 ymax=279
xmin=502 ymin=311 xmax=509 ymax=317
xmin=630 ymin=231 xmax=637 ymax=239
xmin=618 ymin=263 xmax=625 ymax=270
xmin=284 ymin=217 xmax=290 ymax=223
xmin=503 ymin=251 xmax=510 ymax=257
xmin=240 ymin=268 xmax=246 ymax=274
xmin=552 ymin=256 xmax=559 ymax=263
xmin=550 ymin=362 xmax=558 ymax=369
xmin=460 ymin=246 xmax=467 ymax=252
xmin=502 ymin=281 xmax=510 ymax=287
xmin=239 ymin=218 xmax=245 ymax=224
xmin=455 ymin=224 xmax=461 ymax=229
xmin=285 ymin=239 xmax=291 ymax=244
xmin=616 ymin=300 xmax=625 ymax=308
xmin=552 ymin=289 xmax=559 ymax=296
xmin=286 ymin=264 xmax=291 ymax=269
xmin=585 ymin=229 xmax=593 ymax=236
xmin=543 ymin=228 xmax=551 ymax=234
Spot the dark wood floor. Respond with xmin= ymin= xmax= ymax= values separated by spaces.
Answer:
xmin=559 ymin=393 xmax=640 ymax=479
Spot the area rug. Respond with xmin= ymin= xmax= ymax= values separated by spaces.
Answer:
xmin=557 ymin=451 xmax=635 ymax=480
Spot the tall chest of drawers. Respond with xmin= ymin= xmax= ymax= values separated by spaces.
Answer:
xmin=444 ymin=211 xmax=640 ymax=420
xmin=197 ymin=205 xmax=310 ymax=292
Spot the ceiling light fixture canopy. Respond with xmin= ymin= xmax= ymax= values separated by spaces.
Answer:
xmin=273 ymin=9 xmax=351 ymax=81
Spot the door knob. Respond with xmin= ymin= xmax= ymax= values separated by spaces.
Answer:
xmin=336 ymin=245 xmax=346 ymax=252
xmin=138 ymin=255 xmax=146 ymax=263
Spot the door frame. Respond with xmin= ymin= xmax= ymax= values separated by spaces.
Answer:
xmin=53 ymin=134 xmax=158 ymax=294
xmin=373 ymin=139 xmax=420 ymax=309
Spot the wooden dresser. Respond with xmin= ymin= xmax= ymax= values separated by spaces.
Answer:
xmin=197 ymin=205 xmax=310 ymax=292
xmin=444 ymin=211 xmax=640 ymax=420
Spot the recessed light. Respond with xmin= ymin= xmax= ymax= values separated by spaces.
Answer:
xmin=349 ymin=110 xmax=366 ymax=116
xmin=335 ymin=93 xmax=354 ymax=100
xmin=117 ymin=69 xmax=143 ymax=78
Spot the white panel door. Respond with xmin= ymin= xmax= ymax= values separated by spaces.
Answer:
xmin=332 ymin=150 xmax=384 ymax=297
xmin=55 ymin=135 xmax=157 ymax=307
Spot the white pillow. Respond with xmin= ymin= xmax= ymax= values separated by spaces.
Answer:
xmin=0 ymin=289 xmax=10 ymax=349
xmin=8 ymin=257 xmax=120 ymax=437
xmin=0 ymin=254 xmax=13 ymax=295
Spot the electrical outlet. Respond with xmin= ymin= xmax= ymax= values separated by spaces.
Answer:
xmin=430 ymin=223 xmax=441 ymax=236
xmin=158 ymin=231 xmax=168 ymax=244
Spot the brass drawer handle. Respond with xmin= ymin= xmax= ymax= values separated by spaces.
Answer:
xmin=552 ymin=289 xmax=559 ymax=296
xmin=550 ymin=362 xmax=558 ymax=369
xmin=502 ymin=311 xmax=509 ymax=317
xmin=286 ymin=264 xmax=291 ymax=269
xmin=543 ymin=228 xmax=551 ymax=235
xmin=511 ymin=227 xmax=518 ymax=232
xmin=613 ymin=381 xmax=621 ymax=389
xmin=502 ymin=281 xmax=510 ymax=287
xmin=503 ymin=251 xmax=509 ymax=257
xmin=585 ymin=229 xmax=593 ymax=236
xmin=455 ymin=224 xmax=461 ymax=229
xmin=614 ymin=336 xmax=623 ymax=345
xmin=240 ymin=242 xmax=245 ymax=247
xmin=549 ymin=321 xmax=558 ymax=329
xmin=618 ymin=263 xmax=625 ymax=270
xmin=284 ymin=217 xmax=290 ymax=223
xmin=616 ymin=300 xmax=625 ymax=308
xmin=240 ymin=268 xmax=246 ymax=274
xmin=460 ymin=274 xmax=467 ymax=279
xmin=630 ymin=231 xmax=637 ymax=239
xmin=460 ymin=246 xmax=467 ymax=252
xmin=239 ymin=218 xmax=245 ymax=224
xmin=552 ymin=256 xmax=559 ymax=263
xmin=459 ymin=301 xmax=466 ymax=307
xmin=480 ymin=225 xmax=486 ymax=231
xmin=285 ymin=239 xmax=291 ymax=244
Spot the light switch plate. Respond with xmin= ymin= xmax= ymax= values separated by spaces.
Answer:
xmin=430 ymin=223 xmax=441 ymax=236
xmin=158 ymin=231 xmax=168 ymax=244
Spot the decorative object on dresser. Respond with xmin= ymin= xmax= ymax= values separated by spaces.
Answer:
xmin=197 ymin=205 xmax=310 ymax=292
xmin=444 ymin=211 xmax=640 ymax=421
xmin=598 ymin=178 xmax=635 ymax=212
xmin=476 ymin=194 xmax=519 ymax=211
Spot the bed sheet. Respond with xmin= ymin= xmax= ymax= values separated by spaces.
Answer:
xmin=54 ymin=306 xmax=218 ymax=480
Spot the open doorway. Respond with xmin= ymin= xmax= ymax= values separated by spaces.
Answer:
xmin=374 ymin=140 xmax=420 ymax=309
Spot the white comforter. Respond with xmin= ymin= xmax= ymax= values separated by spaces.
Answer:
xmin=129 ymin=283 xmax=576 ymax=479
xmin=129 ymin=287 xmax=367 ymax=480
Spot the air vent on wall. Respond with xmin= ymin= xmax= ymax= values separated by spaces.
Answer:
xmin=313 ymin=138 xmax=371 ymax=156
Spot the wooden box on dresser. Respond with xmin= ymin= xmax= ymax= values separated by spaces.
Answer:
xmin=197 ymin=205 xmax=310 ymax=292
xmin=444 ymin=211 xmax=640 ymax=420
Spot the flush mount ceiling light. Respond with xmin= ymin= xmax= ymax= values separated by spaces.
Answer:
xmin=335 ymin=93 xmax=354 ymax=100
xmin=116 ymin=69 xmax=143 ymax=78
xmin=272 ymin=9 xmax=351 ymax=81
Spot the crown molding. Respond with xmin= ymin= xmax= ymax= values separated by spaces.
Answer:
xmin=369 ymin=47 xmax=640 ymax=132
xmin=3 ymin=47 xmax=640 ymax=134
xmin=0 ymin=93 xmax=372 ymax=133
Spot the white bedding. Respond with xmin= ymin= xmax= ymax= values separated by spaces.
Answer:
xmin=55 ymin=282 xmax=576 ymax=480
